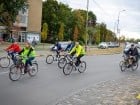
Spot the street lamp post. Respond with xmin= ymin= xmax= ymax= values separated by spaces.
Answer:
xmin=116 ymin=9 xmax=125 ymax=46
xmin=85 ymin=0 xmax=89 ymax=52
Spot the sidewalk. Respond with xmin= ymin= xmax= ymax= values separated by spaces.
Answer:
xmin=55 ymin=74 xmax=140 ymax=105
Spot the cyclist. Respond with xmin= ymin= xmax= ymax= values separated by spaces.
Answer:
xmin=5 ymin=40 xmax=21 ymax=64
xmin=65 ymin=41 xmax=75 ymax=52
xmin=54 ymin=42 xmax=63 ymax=58
xmin=126 ymin=44 xmax=139 ymax=65
xmin=19 ymin=42 xmax=36 ymax=73
xmin=69 ymin=42 xmax=85 ymax=66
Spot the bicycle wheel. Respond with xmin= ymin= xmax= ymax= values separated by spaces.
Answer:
xmin=58 ymin=55 xmax=65 ymax=60
xmin=78 ymin=61 xmax=86 ymax=73
xmin=46 ymin=55 xmax=54 ymax=64
xmin=58 ymin=58 xmax=67 ymax=69
xmin=28 ymin=63 xmax=38 ymax=77
xmin=63 ymin=63 xmax=73 ymax=75
xmin=119 ymin=61 xmax=127 ymax=72
xmin=9 ymin=64 xmax=21 ymax=81
xmin=131 ymin=62 xmax=138 ymax=71
xmin=0 ymin=56 xmax=10 ymax=68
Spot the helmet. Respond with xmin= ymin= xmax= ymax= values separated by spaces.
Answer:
xmin=131 ymin=43 xmax=134 ymax=47
xmin=75 ymin=42 xmax=79 ymax=45
xmin=131 ymin=44 xmax=135 ymax=49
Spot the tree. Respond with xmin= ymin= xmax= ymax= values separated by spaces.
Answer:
xmin=93 ymin=24 xmax=100 ymax=44
xmin=119 ymin=35 xmax=126 ymax=42
xmin=58 ymin=22 xmax=64 ymax=41
xmin=0 ymin=0 xmax=28 ymax=32
xmin=106 ymin=30 xmax=116 ymax=42
xmin=42 ymin=0 xmax=59 ymax=42
xmin=41 ymin=23 xmax=48 ymax=43
xmin=88 ymin=11 xmax=96 ymax=27
xmin=57 ymin=3 xmax=73 ymax=41
xmin=100 ymin=22 xmax=107 ymax=42
xmin=87 ymin=27 xmax=96 ymax=44
xmin=42 ymin=0 xmax=97 ymax=43
xmin=72 ymin=10 xmax=85 ymax=43
xmin=73 ymin=25 xmax=79 ymax=41
xmin=72 ymin=10 xmax=96 ymax=44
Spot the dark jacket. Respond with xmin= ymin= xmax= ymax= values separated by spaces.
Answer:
xmin=65 ymin=42 xmax=75 ymax=51
xmin=54 ymin=42 xmax=62 ymax=51
xmin=127 ymin=47 xmax=139 ymax=56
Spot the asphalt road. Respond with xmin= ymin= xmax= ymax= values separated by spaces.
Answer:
xmin=0 ymin=54 xmax=140 ymax=105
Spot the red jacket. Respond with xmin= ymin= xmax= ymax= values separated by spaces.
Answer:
xmin=6 ymin=43 xmax=21 ymax=52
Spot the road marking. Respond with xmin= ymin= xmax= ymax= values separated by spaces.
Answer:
xmin=0 ymin=71 xmax=9 ymax=75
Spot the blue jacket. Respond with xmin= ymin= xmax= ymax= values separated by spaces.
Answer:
xmin=65 ymin=42 xmax=75 ymax=51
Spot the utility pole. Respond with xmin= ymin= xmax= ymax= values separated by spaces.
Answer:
xmin=85 ymin=0 xmax=89 ymax=52
xmin=116 ymin=9 xmax=125 ymax=46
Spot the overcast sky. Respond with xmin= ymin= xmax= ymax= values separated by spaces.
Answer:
xmin=57 ymin=0 xmax=140 ymax=39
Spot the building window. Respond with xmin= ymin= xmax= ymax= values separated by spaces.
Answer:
xmin=20 ymin=15 xmax=26 ymax=24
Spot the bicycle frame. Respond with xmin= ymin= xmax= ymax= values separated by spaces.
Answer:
xmin=15 ymin=57 xmax=36 ymax=73
xmin=68 ymin=57 xmax=78 ymax=70
xmin=7 ymin=51 xmax=19 ymax=62
xmin=9 ymin=56 xmax=38 ymax=81
xmin=63 ymin=54 xmax=73 ymax=62
xmin=120 ymin=54 xmax=139 ymax=72
xmin=122 ymin=54 xmax=135 ymax=66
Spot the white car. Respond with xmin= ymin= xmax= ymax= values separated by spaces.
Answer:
xmin=98 ymin=42 xmax=108 ymax=49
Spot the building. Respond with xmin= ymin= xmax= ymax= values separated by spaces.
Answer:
xmin=19 ymin=0 xmax=42 ymax=43
xmin=0 ymin=0 xmax=42 ymax=42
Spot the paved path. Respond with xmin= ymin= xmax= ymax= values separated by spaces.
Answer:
xmin=56 ymin=74 xmax=140 ymax=105
xmin=0 ymin=54 xmax=140 ymax=105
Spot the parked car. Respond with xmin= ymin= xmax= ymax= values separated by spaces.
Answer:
xmin=107 ymin=42 xmax=119 ymax=48
xmin=98 ymin=42 xmax=108 ymax=49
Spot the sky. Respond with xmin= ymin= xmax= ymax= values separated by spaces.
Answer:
xmin=44 ymin=0 xmax=140 ymax=39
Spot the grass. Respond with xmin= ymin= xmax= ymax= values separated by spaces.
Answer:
xmin=0 ymin=42 xmax=123 ymax=55
xmin=86 ymin=47 xmax=123 ymax=55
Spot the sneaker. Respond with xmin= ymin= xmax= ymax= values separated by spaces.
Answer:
xmin=24 ymin=69 xmax=28 ymax=74
xmin=21 ymin=68 xmax=25 ymax=75
xmin=21 ymin=72 xmax=25 ymax=75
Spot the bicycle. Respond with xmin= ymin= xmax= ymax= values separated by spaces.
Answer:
xmin=119 ymin=54 xmax=138 ymax=72
xmin=63 ymin=56 xmax=86 ymax=75
xmin=0 ymin=50 xmax=18 ymax=68
xmin=9 ymin=55 xmax=38 ymax=81
xmin=46 ymin=51 xmax=64 ymax=64
xmin=58 ymin=53 xmax=73 ymax=69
